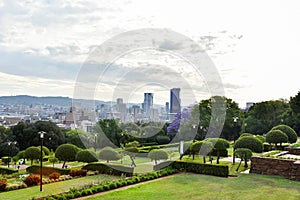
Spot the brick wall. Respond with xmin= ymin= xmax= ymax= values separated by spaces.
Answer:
xmin=250 ymin=156 xmax=300 ymax=181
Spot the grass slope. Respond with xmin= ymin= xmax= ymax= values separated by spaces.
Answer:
xmin=87 ymin=173 xmax=300 ymax=200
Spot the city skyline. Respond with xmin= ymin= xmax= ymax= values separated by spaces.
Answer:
xmin=0 ymin=0 xmax=300 ymax=108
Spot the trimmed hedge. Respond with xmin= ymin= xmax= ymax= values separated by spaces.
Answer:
xmin=0 ymin=167 xmax=18 ymax=175
xmin=26 ymin=166 xmax=70 ymax=176
xmin=154 ymin=161 xmax=229 ymax=177
xmin=82 ymin=163 xmax=134 ymax=176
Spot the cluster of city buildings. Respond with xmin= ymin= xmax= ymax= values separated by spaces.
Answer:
xmin=0 ymin=88 xmax=184 ymax=132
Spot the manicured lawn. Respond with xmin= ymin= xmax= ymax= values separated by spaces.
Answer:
xmin=86 ymin=173 xmax=300 ymax=200
xmin=0 ymin=174 xmax=119 ymax=200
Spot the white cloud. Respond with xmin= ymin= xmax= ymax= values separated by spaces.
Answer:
xmin=0 ymin=0 xmax=300 ymax=107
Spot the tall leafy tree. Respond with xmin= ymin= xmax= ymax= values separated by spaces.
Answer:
xmin=244 ymin=100 xmax=289 ymax=135
xmin=94 ymin=119 xmax=122 ymax=147
xmin=191 ymin=96 xmax=242 ymax=140
xmin=11 ymin=121 xmax=64 ymax=151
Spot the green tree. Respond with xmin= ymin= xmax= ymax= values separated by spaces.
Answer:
xmin=235 ymin=148 xmax=252 ymax=169
xmin=65 ymin=129 xmax=93 ymax=149
xmin=98 ymin=147 xmax=121 ymax=163
xmin=148 ymin=149 xmax=169 ymax=165
xmin=191 ymin=97 xmax=242 ymax=140
xmin=206 ymin=138 xmax=229 ymax=164
xmin=234 ymin=136 xmax=263 ymax=153
xmin=290 ymin=91 xmax=300 ymax=135
xmin=191 ymin=141 xmax=213 ymax=163
xmin=76 ymin=150 xmax=98 ymax=163
xmin=25 ymin=146 xmax=43 ymax=165
xmin=94 ymin=119 xmax=122 ymax=148
xmin=243 ymin=100 xmax=289 ymax=135
xmin=271 ymin=124 xmax=297 ymax=143
xmin=55 ymin=144 xmax=79 ymax=168
xmin=11 ymin=121 xmax=64 ymax=151
xmin=266 ymin=130 xmax=288 ymax=149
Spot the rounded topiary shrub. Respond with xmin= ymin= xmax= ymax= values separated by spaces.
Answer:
xmin=156 ymin=135 xmax=170 ymax=145
xmin=234 ymin=136 xmax=263 ymax=153
xmin=271 ymin=124 xmax=297 ymax=143
xmin=239 ymin=133 xmax=253 ymax=138
xmin=266 ymin=129 xmax=288 ymax=148
xmin=76 ymin=150 xmax=98 ymax=163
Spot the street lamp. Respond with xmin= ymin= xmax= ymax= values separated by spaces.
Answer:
xmin=7 ymin=141 xmax=17 ymax=168
xmin=232 ymin=117 xmax=239 ymax=164
xmin=38 ymin=131 xmax=46 ymax=192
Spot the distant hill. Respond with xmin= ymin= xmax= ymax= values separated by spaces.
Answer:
xmin=0 ymin=95 xmax=112 ymax=107
xmin=0 ymin=95 xmax=164 ymax=108
xmin=0 ymin=95 xmax=72 ymax=106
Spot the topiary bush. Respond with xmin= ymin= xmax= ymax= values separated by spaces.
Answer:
xmin=148 ymin=149 xmax=169 ymax=165
xmin=239 ymin=133 xmax=253 ymax=138
xmin=255 ymin=135 xmax=266 ymax=143
xmin=272 ymin=124 xmax=298 ymax=143
xmin=266 ymin=129 xmax=288 ymax=149
xmin=234 ymin=136 xmax=263 ymax=153
xmin=23 ymin=174 xmax=41 ymax=186
xmin=98 ymin=147 xmax=122 ymax=163
xmin=156 ymin=135 xmax=170 ymax=145
xmin=76 ymin=150 xmax=98 ymax=163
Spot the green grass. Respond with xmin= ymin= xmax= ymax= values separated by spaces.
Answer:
xmin=86 ymin=173 xmax=300 ymax=200
xmin=0 ymin=174 xmax=119 ymax=200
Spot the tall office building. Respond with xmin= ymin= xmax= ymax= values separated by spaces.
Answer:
xmin=142 ymin=93 xmax=153 ymax=117
xmin=165 ymin=102 xmax=170 ymax=120
xmin=170 ymin=88 xmax=181 ymax=114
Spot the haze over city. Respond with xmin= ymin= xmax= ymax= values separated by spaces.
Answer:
xmin=0 ymin=0 xmax=300 ymax=108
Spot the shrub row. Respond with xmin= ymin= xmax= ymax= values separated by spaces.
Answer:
xmin=154 ymin=161 xmax=229 ymax=177
xmin=0 ymin=167 xmax=18 ymax=175
xmin=82 ymin=163 xmax=134 ymax=176
xmin=69 ymin=170 xmax=87 ymax=177
xmin=26 ymin=166 xmax=71 ymax=176
xmin=41 ymin=168 xmax=177 ymax=200
xmin=24 ymin=174 xmax=40 ymax=187
xmin=0 ymin=179 xmax=7 ymax=191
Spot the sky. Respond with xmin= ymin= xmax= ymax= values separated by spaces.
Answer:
xmin=0 ymin=0 xmax=300 ymax=108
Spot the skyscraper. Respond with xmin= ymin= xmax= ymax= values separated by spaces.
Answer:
xmin=170 ymin=88 xmax=181 ymax=114
xmin=142 ymin=93 xmax=153 ymax=118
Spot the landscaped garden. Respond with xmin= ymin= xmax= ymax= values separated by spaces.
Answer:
xmin=1 ymin=95 xmax=300 ymax=199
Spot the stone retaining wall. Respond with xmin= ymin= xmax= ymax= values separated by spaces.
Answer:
xmin=250 ymin=156 xmax=300 ymax=181
xmin=284 ymin=147 xmax=300 ymax=155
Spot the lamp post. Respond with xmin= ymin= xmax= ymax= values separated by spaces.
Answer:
xmin=232 ymin=117 xmax=239 ymax=164
xmin=7 ymin=141 xmax=17 ymax=168
xmin=38 ymin=131 xmax=46 ymax=192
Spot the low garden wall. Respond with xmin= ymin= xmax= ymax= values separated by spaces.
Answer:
xmin=250 ymin=156 xmax=300 ymax=181
xmin=284 ymin=147 xmax=300 ymax=155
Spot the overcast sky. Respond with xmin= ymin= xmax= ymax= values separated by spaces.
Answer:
xmin=0 ymin=0 xmax=299 ymax=108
